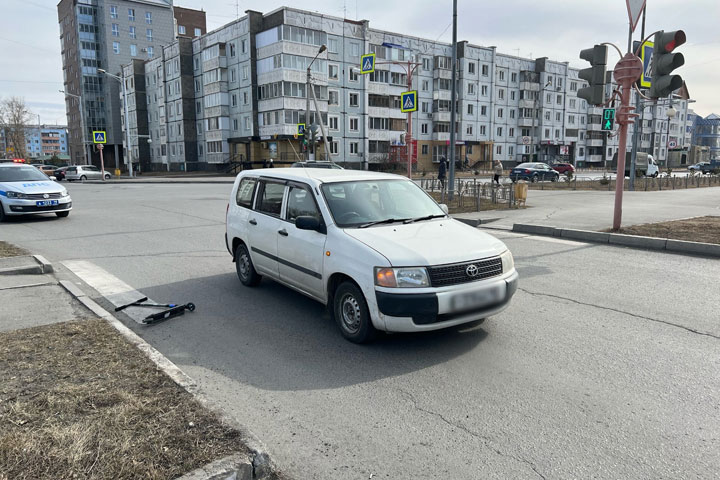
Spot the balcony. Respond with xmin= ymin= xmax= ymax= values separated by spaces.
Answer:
xmin=587 ymin=123 xmax=602 ymax=131
xmin=433 ymin=111 xmax=451 ymax=122
xmin=433 ymin=90 xmax=451 ymax=101
xmin=586 ymin=154 xmax=603 ymax=163
xmin=519 ymin=99 xmax=535 ymax=110
xmin=519 ymin=82 xmax=540 ymax=92
xmin=518 ymin=118 xmax=535 ymax=128
xmin=432 ymin=132 xmax=450 ymax=141
xmin=433 ymin=69 xmax=453 ymax=80
xmin=586 ymin=139 xmax=604 ymax=147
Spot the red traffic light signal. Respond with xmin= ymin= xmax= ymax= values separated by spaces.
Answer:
xmin=656 ymin=30 xmax=686 ymax=53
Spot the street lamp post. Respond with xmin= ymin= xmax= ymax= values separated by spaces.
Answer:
xmin=98 ymin=68 xmax=133 ymax=177
xmin=60 ymin=90 xmax=90 ymax=165
xmin=665 ymin=99 xmax=676 ymax=167
xmin=306 ymin=45 xmax=326 ymax=161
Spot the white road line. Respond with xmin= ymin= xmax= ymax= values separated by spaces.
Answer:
xmin=63 ymin=260 xmax=156 ymax=324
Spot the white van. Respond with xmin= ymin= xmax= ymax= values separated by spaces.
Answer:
xmin=225 ymin=169 xmax=518 ymax=343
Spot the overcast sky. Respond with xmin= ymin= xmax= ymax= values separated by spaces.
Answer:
xmin=1 ymin=0 xmax=717 ymax=125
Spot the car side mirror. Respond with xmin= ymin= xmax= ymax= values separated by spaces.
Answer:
xmin=439 ymin=203 xmax=449 ymax=215
xmin=295 ymin=215 xmax=321 ymax=231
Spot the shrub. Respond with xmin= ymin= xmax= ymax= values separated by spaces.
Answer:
xmin=599 ymin=173 xmax=610 ymax=185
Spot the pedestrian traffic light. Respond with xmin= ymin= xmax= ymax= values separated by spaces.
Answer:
xmin=648 ymin=30 xmax=686 ymax=99
xmin=577 ymin=45 xmax=608 ymax=106
xmin=602 ymin=108 xmax=615 ymax=131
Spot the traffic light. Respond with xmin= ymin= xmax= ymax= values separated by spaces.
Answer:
xmin=648 ymin=30 xmax=686 ymax=99
xmin=577 ymin=45 xmax=608 ymax=106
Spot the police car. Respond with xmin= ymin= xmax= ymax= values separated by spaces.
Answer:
xmin=0 ymin=163 xmax=72 ymax=221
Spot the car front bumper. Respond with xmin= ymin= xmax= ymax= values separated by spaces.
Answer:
xmin=373 ymin=270 xmax=519 ymax=332
xmin=2 ymin=197 xmax=72 ymax=215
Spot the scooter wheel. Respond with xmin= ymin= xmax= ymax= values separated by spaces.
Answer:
xmin=186 ymin=303 xmax=196 ymax=312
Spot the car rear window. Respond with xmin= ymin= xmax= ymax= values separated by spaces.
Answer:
xmin=236 ymin=178 xmax=257 ymax=208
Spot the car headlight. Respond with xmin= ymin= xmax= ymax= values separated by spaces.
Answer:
xmin=500 ymin=250 xmax=514 ymax=273
xmin=375 ymin=267 xmax=430 ymax=288
xmin=61 ymin=190 xmax=69 ymax=197
xmin=6 ymin=191 xmax=27 ymax=199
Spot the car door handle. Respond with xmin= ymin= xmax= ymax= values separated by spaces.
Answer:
xmin=278 ymin=229 xmax=288 ymax=237
xmin=249 ymin=219 xmax=257 ymax=225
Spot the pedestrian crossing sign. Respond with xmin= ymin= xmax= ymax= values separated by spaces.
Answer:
xmin=92 ymin=131 xmax=106 ymax=144
xmin=400 ymin=91 xmax=418 ymax=113
xmin=297 ymin=123 xmax=305 ymax=135
xmin=360 ymin=53 xmax=375 ymax=74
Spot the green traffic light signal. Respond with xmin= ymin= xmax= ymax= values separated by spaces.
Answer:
xmin=602 ymin=108 xmax=615 ymax=131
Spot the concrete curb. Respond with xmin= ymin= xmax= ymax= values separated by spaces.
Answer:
xmin=58 ymin=279 xmax=279 ymax=480
xmin=0 ymin=255 xmax=53 ymax=276
xmin=512 ymin=223 xmax=720 ymax=258
xmin=84 ymin=179 xmax=235 ymax=185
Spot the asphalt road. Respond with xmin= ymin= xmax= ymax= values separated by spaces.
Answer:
xmin=2 ymin=182 xmax=719 ymax=479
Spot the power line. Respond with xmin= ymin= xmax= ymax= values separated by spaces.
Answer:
xmin=0 ymin=36 xmax=58 ymax=54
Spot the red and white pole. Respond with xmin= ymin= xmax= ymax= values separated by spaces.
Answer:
xmin=611 ymin=53 xmax=643 ymax=230
xmin=406 ymin=60 xmax=413 ymax=179
xmin=97 ymin=144 xmax=106 ymax=182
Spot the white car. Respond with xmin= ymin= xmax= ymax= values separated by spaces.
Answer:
xmin=225 ymin=168 xmax=518 ymax=343
xmin=65 ymin=165 xmax=112 ymax=181
xmin=0 ymin=163 xmax=72 ymax=221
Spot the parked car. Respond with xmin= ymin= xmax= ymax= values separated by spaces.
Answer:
xmin=688 ymin=162 xmax=708 ymax=171
xmin=0 ymin=163 xmax=72 ymax=221
xmin=699 ymin=160 xmax=720 ymax=174
xmin=509 ymin=163 xmax=560 ymax=183
xmin=551 ymin=162 xmax=575 ymax=174
xmin=32 ymin=164 xmax=57 ymax=177
xmin=610 ymin=152 xmax=659 ymax=177
xmin=225 ymin=168 xmax=518 ymax=343
xmin=65 ymin=165 xmax=112 ymax=181
xmin=291 ymin=161 xmax=344 ymax=169
xmin=54 ymin=166 xmax=69 ymax=181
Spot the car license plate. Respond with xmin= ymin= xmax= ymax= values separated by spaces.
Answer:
xmin=36 ymin=200 xmax=59 ymax=207
xmin=449 ymin=285 xmax=504 ymax=313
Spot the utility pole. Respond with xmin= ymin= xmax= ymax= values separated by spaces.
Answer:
xmin=629 ymin=4 xmax=647 ymax=191
xmin=447 ymin=0 xmax=458 ymax=200
xmin=305 ymin=45 xmax=326 ymax=161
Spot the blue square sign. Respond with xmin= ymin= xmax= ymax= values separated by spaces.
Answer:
xmin=360 ymin=53 xmax=375 ymax=74
xmin=400 ymin=91 xmax=417 ymax=113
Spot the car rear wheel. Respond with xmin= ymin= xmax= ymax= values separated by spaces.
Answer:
xmin=333 ymin=281 xmax=377 ymax=343
xmin=80 ymin=175 xmax=87 ymax=182
xmin=551 ymin=175 xmax=558 ymax=182
xmin=0 ymin=202 xmax=5 ymax=222
xmin=104 ymin=173 xmax=111 ymax=179
xmin=235 ymin=243 xmax=261 ymax=287
xmin=56 ymin=211 xmax=70 ymax=218
xmin=531 ymin=175 xmax=539 ymax=183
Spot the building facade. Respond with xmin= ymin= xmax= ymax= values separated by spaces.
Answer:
xmin=0 ymin=125 xmax=69 ymax=160
xmin=58 ymin=0 xmax=205 ymax=168
xmin=693 ymin=113 xmax=720 ymax=162
xmin=174 ymin=6 xmax=206 ymax=38
xmin=120 ymin=6 xmax=697 ymax=172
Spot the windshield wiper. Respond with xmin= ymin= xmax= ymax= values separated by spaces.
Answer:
xmin=403 ymin=214 xmax=446 ymax=224
xmin=358 ymin=218 xmax=410 ymax=228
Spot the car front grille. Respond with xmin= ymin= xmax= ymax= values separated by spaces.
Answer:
xmin=26 ymin=193 xmax=64 ymax=200
xmin=427 ymin=256 xmax=503 ymax=287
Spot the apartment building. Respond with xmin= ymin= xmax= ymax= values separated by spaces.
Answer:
xmin=58 ymin=0 xmax=205 ymax=168
xmin=120 ymin=6 xmax=696 ymax=172
xmin=0 ymin=125 xmax=69 ymax=160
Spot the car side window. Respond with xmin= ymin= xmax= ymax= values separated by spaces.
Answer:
xmin=286 ymin=186 xmax=320 ymax=222
xmin=236 ymin=178 xmax=257 ymax=208
xmin=256 ymin=181 xmax=285 ymax=216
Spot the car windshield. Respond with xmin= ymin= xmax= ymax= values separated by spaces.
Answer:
xmin=0 ymin=166 xmax=50 ymax=182
xmin=321 ymin=179 xmax=445 ymax=228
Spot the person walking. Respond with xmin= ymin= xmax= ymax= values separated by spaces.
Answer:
xmin=493 ymin=159 xmax=503 ymax=185
xmin=438 ymin=156 xmax=447 ymax=190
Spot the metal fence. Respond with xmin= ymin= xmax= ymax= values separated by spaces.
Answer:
xmin=419 ymin=177 xmax=517 ymax=211
xmin=526 ymin=173 xmax=720 ymax=191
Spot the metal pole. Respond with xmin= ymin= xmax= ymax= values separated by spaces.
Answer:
xmin=78 ymin=94 xmax=90 ymax=166
xmin=406 ymin=60 xmax=412 ymax=179
xmin=629 ymin=5 xmax=647 ymax=190
xmin=121 ymin=77 xmax=133 ymax=177
xmin=309 ymin=85 xmax=331 ymax=160
xmin=305 ymin=66 xmax=311 ymax=160
xmin=447 ymin=0 xmax=458 ymax=200
xmin=98 ymin=144 xmax=106 ymax=181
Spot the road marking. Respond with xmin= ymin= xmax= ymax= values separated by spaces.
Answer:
xmin=63 ymin=260 xmax=157 ymax=324
xmin=527 ymin=236 xmax=588 ymax=246
xmin=483 ymin=229 xmax=588 ymax=245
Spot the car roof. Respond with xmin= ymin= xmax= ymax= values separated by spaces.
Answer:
xmin=239 ymin=168 xmax=407 ymax=185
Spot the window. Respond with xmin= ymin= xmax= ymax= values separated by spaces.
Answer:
xmin=497 ymin=127 xmax=503 ymax=136
xmin=422 ymin=80 xmax=429 ymax=91
xmin=467 ymin=104 xmax=474 ymax=115
xmin=468 ymin=83 xmax=475 ymax=95
xmin=422 ymin=57 xmax=431 ymax=70
xmin=178 ymin=25 xmax=186 ymax=35
xmin=110 ymin=5 xmax=117 ymax=18
xmin=499 ymin=71 xmax=505 ymax=81
xmin=480 ymin=125 xmax=486 ymax=135
xmin=481 ymin=85 xmax=488 ymax=96
xmin=230 ymin=69 xmax=236 ymax=82
xmin=287 ymin=186 xmax=320 ymax=222
xmin=481 ymin=105 xmax=487 ymax=116
xmin=195 ymin=28 xmax=202 ymax=37
xmin=229 ymin=43 xmax=236 ymax=57
xmin=498 ymin=89 xmax=504 ymax=100
xmin=129 ymin=26 xmax=136 ymax=39
xmin=128 ymin=8 xmax=135 ymax=21
xmin=556 ymin=112 xmax=561 ymax=121
xmin=147 ymin=46 xmax=154 ymax=58
xmin=511 ymin=91 xmax=516 ymax=100
xmin=243 ymin=92 xmax=248 ymax=105
xmin=257 ymin=181 xmax=284 ymax=216
xmin=511 ymin=72 xmax=517 ymax=82
xmin=241 ymin=39 xmax=247 ymax=53
xmin=245 ymin=116 xmax=250 ymax=130
xmin=570 ymin=81 xmax=578 ymax=92
xmin=351 ymin=43 xmax=360 ymax=57
xmin=145 ymin=11 xmax=152 ymax=24
xmin=496 ymin=145 xmax=502 ymax=155
xmin=350 ymin=118 xmax=359 ymax=131
xmin=557 ymin=95 xmax=562 ymax=105
xmin=350 ymin=69 xmax=359 ymax=82
xmin=349 ymin=93 xmax=359 ymax=107
xmin=545 ymin=111 xmax=551 ymax=121
xmin=498 ymin=108 xmax=504 ymax=118
xmin=350 ymin=142 xmax=359 ymax=155
xmin=112 ymin=23 xmax=119 ymax=36
xmin=232 ymin=94 xmax=237 ymax=107
xmin=329 ymin=90 xmax=339 ymax=105
xmin=243 ymin=66 xmax=249 ymax=80
xmin=468 ymin=62 xmax=475 ymax=74
xmin=328 ymin=64 xmax=339 ymax=79
xmin=330 ymin=141 xmax=339 ymax=155
xmin=421 ymin=123 xmax=428 ymax=134
xmin=422 ymin=144 xmax=429 ymax=155
xmin=130 ymin=44 xmax=137 ymax=57
xmin=146 ymin=29 xmax=152 ymax=41
xmin=482 ymin=64 xmax=489 ymax=76
xmin=233 ymin=118 xmax=238 ymax=131
xmin=466 ymin=124 xmax=473 ymax=135
xmin=570 ymin=99 xmax=576 ymax=109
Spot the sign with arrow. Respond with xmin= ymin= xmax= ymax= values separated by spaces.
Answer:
xmin=602 ymin=108 xmax=615 ymax=131
xmin=92 ymin=130 xmax=107 ymax=144
xmin=360 ymin=53 xmax=375 ymax=74
xmin=400 ymin=91 xmax=417 ymax=113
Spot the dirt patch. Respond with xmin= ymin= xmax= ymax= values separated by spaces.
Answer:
xmin=610 ymin=216 xmax=720 ymax=244
xmin=0 ymin=319 xmax=253 ymax=480
xmin=0 ymin=242 xmax=27 ymax=258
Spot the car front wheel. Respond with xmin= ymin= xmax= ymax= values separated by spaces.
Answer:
xmin=0 ymin=202 xmax=5 ymax=222
xmin=333 ymin=281 xmax=377 ymax=343
xmin=80 ymin=175 xmax=87 ymax=181
xmin=104 ymin=174 xmax=111 ymax=179
xmin=531 ymin=175 xmax=539 ymax=183
xmin=235 ymin=243 xmax=261 ymax=287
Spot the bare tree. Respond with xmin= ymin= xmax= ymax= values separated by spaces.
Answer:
xmin=0 ymin=97 xmax=33 ymax=160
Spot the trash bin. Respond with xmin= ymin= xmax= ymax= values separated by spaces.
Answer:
xmin=514 ymin=181 xmax=528 ymax=206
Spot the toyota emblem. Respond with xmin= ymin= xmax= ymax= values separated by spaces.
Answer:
xmin=43 ymin=194 xmax=49 ymax=199
xmin=466 ymin=264 xmax=479 ymax=277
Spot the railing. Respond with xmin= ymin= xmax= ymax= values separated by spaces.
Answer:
xmin=419 ymin=176 xmax=517 ymax=210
